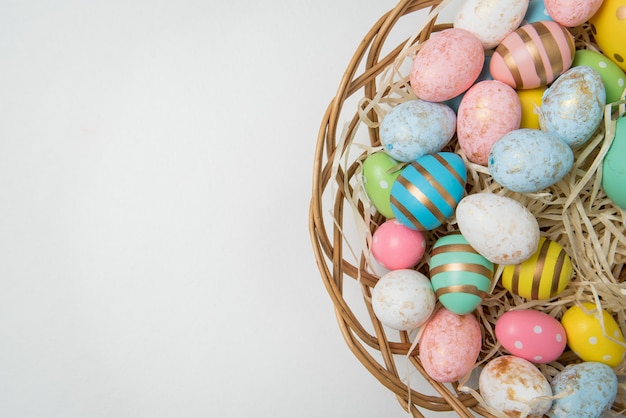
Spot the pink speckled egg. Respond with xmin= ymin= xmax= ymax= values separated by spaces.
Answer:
xmin=490 ymin=21 xmax=575 ymax=89
xmin=419 ymin=308 xmax=482 ymax=383
xmin=545 ymin=0 xmax=604 ymax=27
xmin=457 ymin=80 xmax=522 ymax=165
xmin=371 ymin=219 xmax=426 ymax=270
xmin=410 ymin=28 xmax=485 ymax=102
xmin=495 ymin=309 xmax=566 ymax=364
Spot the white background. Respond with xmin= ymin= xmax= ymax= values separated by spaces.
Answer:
xmin=0 ymin=1 xmax=465 ymax=417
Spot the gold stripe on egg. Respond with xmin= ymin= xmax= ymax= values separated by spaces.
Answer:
xmin=550 ymin=247 xmax=567 ymax=297
xmin=496 ymin=43 xmax=525 ymax=88
xmin=430 ymin=243 xmax=476 ymax=256
xmin=435 ymin=285 xmax=487 ymax=299
xmin=430 ymin=262 xmax=493 ymax=278
xmin=519 ymin=25 xmax=548 ymax=87
xmin=531 ymin=238 xmax=552 ymax=300
xmin=433 ymin=153 xmax=465 ymax=188
xmin=390 ymin=195 xmax=427 ymax=231
xmin=412 ymin=162 xmax=457 ymax=212
xmin=535 ymin=21 xmax=563 ymax=82
xmin=510 ymin=262 xmax=522 ymax=296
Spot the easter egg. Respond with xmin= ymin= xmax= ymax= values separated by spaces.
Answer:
xmin=495 ymin=309 xmax=567 ymax=363
xmin=550 ymin=362 xmax=618 ymax=418
xmin=523 ymin=0 xmax=554 ymax=24
xmin=371 ymin=219 xmax=426 ymax=270
xmin=390 ymin=152 xmax=466 ymax=231
xmin=371 ymin=269 xmax=436 ymax=331
xmin=541 ymin=66 xmax=606 ymax=148
xmin=589 ymin=0 xmax=626 ymax=72
xmin=561 ymin=302 xmax=626 ymax=367
xmin=517 ymin=86 xmax=546 ymax=129
xmin=488 ymin=128 xmax=574 ymax=193
xmin=429 ymin=233 xmax=494 ymax=315
xmin=410 ymin=28 xmax=484 ymax=102
xmin=457 ymin=80 xmax=522 ymax=166
xmin=419 ymin=308 xmax=482 ymax=383
xmin=602 ymin=116 xmax=626 ymax=209
xmin=453 ymin=0 xmax=529 ymax=50
xmin=362 ymin=152 xmax=401 ymax=218
xmin=501 ymin=237 xmax=573 ymax=300
xmin=379 ymin=99 xmax=456 ymax=163
xmin=456 ymin=193 xmax=540 ymax=265
xmin=573 ymin=49 xmax=626 ymax=104
xmin=479 ymin=355 xmax=552 ymax=417
xmin=490 ymin=20 xmax=575 ymax=89
xmin=544 ymin=0 xmax=604 ymax=27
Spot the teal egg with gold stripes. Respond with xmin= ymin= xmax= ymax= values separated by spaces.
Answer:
xmin=390 ymin=152 xmax=466 ymax=231
xmin=429 ymin=233 xmax=494 ymax=314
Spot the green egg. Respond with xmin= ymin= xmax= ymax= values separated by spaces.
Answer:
xmin=572 ymin=49 xmax=626 ymax=104
xmin=362 ymin=152 xmax=401 ymax=218
xmin=602 ymin=116 xmax=626 ymax=209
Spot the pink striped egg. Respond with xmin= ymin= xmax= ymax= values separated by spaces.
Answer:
xmin=490 ymin=21 xmax=575 ymax=89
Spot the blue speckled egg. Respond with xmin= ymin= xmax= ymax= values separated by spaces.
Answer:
xmin=549 ymin=362 xmax=618 ymax=418
xmin=541 ymin=66 xmax=606 ymax=148
xmin=522 ymin=0 xmax=553 ymax=24
xmin=379 ymin=100 xmax=456 ymax=162
xmin=488 ymin=129 xmax=573 ymax=193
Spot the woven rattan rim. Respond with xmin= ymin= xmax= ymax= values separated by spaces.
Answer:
xmin=309 ymin=0 xmax=625 ymax=416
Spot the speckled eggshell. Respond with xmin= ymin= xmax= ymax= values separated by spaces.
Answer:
xmin=371 ymin=269 xmax=435 ymax=331
xmin=453 ymin=0 xmax=529 ymax=49
xmin=479 ymin=356 xmax=552 ymax=417
xmin=410 ymin=28 xmax=484 ymax=102
xmin=456 ymin=193 xmax=540 ymax=265
xmin=572 ymin=49 xmax=626 ymax=104
xmin=457 ymin=80 xmax=522 ymax=165
xmin=541 ymin=66 xmax=606 ymax=148
xmin=419 ymin=308 xmax=482 ymax=383
xmin=544 ymin=0 xmax=604 ymax=27
xmin=488 ymin=128 xmax=574 ymax=193
xmin=379 ymin=99 xmax=456 ymax=162
xmin=550 ymin=362 xmax=618 ymax=418
xmin=371 ymin=219 xmax=426 ymax=270
xmin=495 ymin=309 xmax=566 ymax=363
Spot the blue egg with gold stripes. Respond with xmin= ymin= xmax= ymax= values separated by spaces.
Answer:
xmin=390 ymin=152 xmax=467 ymax=231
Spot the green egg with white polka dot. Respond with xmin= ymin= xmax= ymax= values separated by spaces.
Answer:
xmin=362 ymin=152 xmax=401 ymax=218
xmin=572 ymin=49 xmax=626 ymax=104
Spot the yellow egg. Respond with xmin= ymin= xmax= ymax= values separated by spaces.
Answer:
xmin=501 ymin=237 xmax=573 ymax=300
xmin=517 ymin=87 xmax=546 ymax=129
xmin=589 ymin=0 xmax=626 ymax=72
xmin=561 ymin=302 xmax=626 ymax=367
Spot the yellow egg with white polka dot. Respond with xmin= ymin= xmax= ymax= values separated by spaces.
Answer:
xmin=589 ymin=0 xmax=626 ymax=72
xmin=561 ymin=302 xmax=626 ymax=367
xmin=517 ymin=87 xmax=546 ymax=129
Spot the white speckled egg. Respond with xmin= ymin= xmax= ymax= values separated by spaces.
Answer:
xmin=454 ymin=0 xmax=529 ymax=49
xmin=479 ymin=355 xmax=552 ymax=417
xmin=456 ymin=193 xmax=540 ymax=265
xmin=380 ymin=100 xmax=456 ymax=162
xmin=488 ymin=129 xmax=573 ymax=192
xmin=371 ymin=269 xmax=435 ymax=331
xmin=550 ymin=362 xmax=618 ymax=418
xmin=541 ymin=66 xmax=606 ymax=148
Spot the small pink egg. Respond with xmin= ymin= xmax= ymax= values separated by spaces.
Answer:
xmin=457 ymin=80 xmax=522 ymax=165
xmin=495 ymin=309 xmax=567 ymax=363
xmin=371 ymin=219 xmax=426 ymax=270
xmin=410 ymin=28 xmax=484 ymax=102
xmin=545 ymin=0 xmax=604 ymax=27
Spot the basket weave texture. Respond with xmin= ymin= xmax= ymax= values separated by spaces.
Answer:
xmin=309 ymin=0 xmax=626 ymax=416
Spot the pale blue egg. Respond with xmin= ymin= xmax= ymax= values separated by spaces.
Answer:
xmin=522 ymin=0 xmax=553 ymax=24
xmin=541 ymin=66 xmax=606 ymax=148
xmin=379 ymin=100 xmax=456 ymax=163
xmin=488 ymin=128 xmax=573 ymax=193
xmin=550 ymin=362 xmax=618 ymax=418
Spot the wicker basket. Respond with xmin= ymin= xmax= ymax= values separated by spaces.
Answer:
xmin=309 ymin=0 xmax=625 ymax=416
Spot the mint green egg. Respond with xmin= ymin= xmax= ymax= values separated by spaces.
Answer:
xmin=602 ymin=116 xmax=626 ymax=209
xmin=362 ymin=152 xmax=401 ymax=218
xmin=429 ymin=233 xmax=494 ymax=315
xmin=573 ymin=49 xmax=626 ymax=104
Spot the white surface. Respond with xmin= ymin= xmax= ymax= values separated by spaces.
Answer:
xmin=0 ymin=1 xmax=466 ymax=417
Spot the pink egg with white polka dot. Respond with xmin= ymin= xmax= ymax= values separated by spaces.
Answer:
xmin=371 ymin=219 xmax=426 ymax=270
xmin=495 ymin=309 xmax=566 ymax=364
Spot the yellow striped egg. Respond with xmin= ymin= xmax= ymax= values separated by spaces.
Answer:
xmin=501 ymin=237 xmax=573 ymax=300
